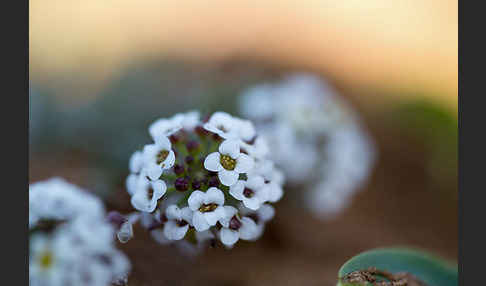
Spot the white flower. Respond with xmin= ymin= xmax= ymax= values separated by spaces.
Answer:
xmin=229 ymin=175 xmax=269 ymax=210
xmin=187 ymin=187 xmax=226 ymax=231
xmin=142 ymin=135 xmax=176 ymax=180
xmin=203 ymin=111 xmax=240 ymax=139
xmin=163 ymin=205 xmax=193 ymax=240
xmin=218 ymin=206 xmax=259 ymax=246
xmin=204 ymin=139 xmax=254 ymax=186
xmin=149 ymin=111 xmax=200 ymax=141
xmin=30 ymin=217 xmax=130 ymax=286
xmin=130 ymin=176 xmax=167 ymax=213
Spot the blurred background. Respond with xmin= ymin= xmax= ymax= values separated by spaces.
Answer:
xmin=29 ymin=0 xmax=457 ymax=285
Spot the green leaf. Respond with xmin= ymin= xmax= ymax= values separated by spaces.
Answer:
xmin=337 ymin=248 xmax=457 ymax=286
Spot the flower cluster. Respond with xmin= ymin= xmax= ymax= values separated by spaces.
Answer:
xmin=239 ymin=73 xmax=376 ymax=219
xmin=123 ymin=111 xmax=284 ymax=248
xmin=29 ymin=178 xmax=130 ymax=286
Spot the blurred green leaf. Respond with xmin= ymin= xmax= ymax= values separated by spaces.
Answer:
xmin=337 ymin=248 xmax=457 ymax=286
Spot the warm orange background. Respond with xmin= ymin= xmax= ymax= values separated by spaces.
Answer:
xmin=30 ymin=0 xmax=457 ymax=107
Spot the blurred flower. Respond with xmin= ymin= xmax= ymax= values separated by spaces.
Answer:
xmin=239 ymin=73 xmax=376 ymax=219
xmin=204 ymin=139 xmax=254 ymax=186
xmin=29 ymin=178 xmax=130 ymax=286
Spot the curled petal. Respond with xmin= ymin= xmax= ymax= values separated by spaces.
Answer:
xmin=151 ymin=180 xmax=167 ymax=200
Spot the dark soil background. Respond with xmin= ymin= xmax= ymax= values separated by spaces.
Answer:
xmin=29 ymin=105 xmax=457 ymax=286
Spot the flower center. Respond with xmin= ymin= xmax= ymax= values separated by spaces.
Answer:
xmin=229 ymin=216 xmax=242 ymax=230
xmin=147 ymin=188 xmax=154 ymax=200
xmin=39 ymin=251 xmax=53 ymax=269
xmin=217 ymin=124 xmax=228 ymax=132
xmin=198 ymin=203 xmax=219 ymax=213
xmin=156 ymin=150 xmax=169 ymax=165
xmin=177 ymin=220 xmax=188 ymax=227
xmin=220 ymin=155 xmax=236 ymax=170
xmin=243 ymin=188 xmax=254 ymax=198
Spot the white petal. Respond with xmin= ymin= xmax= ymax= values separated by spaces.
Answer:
xmin=187 ymin=191 xmax=205 ymax=211
xmin=219 ymin=139 xmax=240 ymax=159
xmin=220 ymin=228 xmax=239 ymax=246
xmin=125 ymin=174 xmax=138 ymax=196
xmin=205 ymin=187 xmax=225 ymax=205
xmin=204 ymin=152 xmax=222 ymax=172
xmin=192 ymin=211 xmax=210 ymax=231
xmin=257 ymin=204 xmax=275 ymax=222
xmin=180 ymin=207 xmax=194 ymax=225
xmin=149 ymin=118 xmax=182 ymax=139
xmin=131 ymin=190 xmax=154 ymax=212
xmin=143 ymin=144 xmax=158 ymax=162
xmin=246 ymin=175 xmax=265 ymax=190
xmin=146 ymin=163 xmax=163 ymax=181
xmin=155 ymin=135 xmax=172 ymax=149
xmin=243 ymin=196 xmax=261 ymax=211
xmin=129 ymin=151 xmax=144 ymax=173
xmin=218 ymin=170 xmax=239 ymax=186
xmin=234 ymin=154 xmax=254 ymax=173
xmin=151 ymin=180 xmax=167 ymax=200
xmin=239 ymin=217 xmax=259 ymax=240
xmin=267 ymin=183 xmax=283 ymax=203
xmin=165 ymin=205 xmax=182 ymax=220
xmin=219 ymin=206 xmax=238 ymax=227
xmin=229 ymin=180 xmax=245 ymax=200
xmin=203 ymin=211 xmax=220 ymax=226
xmin=163 ymin=221 xmax=189 ymax=240
xmin=161 ymin=150 xmax=176 ymax=169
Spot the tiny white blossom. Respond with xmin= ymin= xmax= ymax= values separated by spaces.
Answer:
xmin=187 ymin=187 xmax=226 ymax=231
xmin=218 ymin=206 xmax=259 ymax=246
xmin=130 ymin=176 xmax=167 ymax=213
xmin=204 ymin=139 xmax=254 ymax=186
xmin=142 ymin=135 xmax=176 ymax=180
xmin=229 ymin=175 xmax=269 ymax=210
xmin=203 ymin=111 xmax=240 ymax=139
xmin=163 ymin=205 xmax=193 ymax=240
xmin=149 ymin=111 xmax=200 ymax=141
